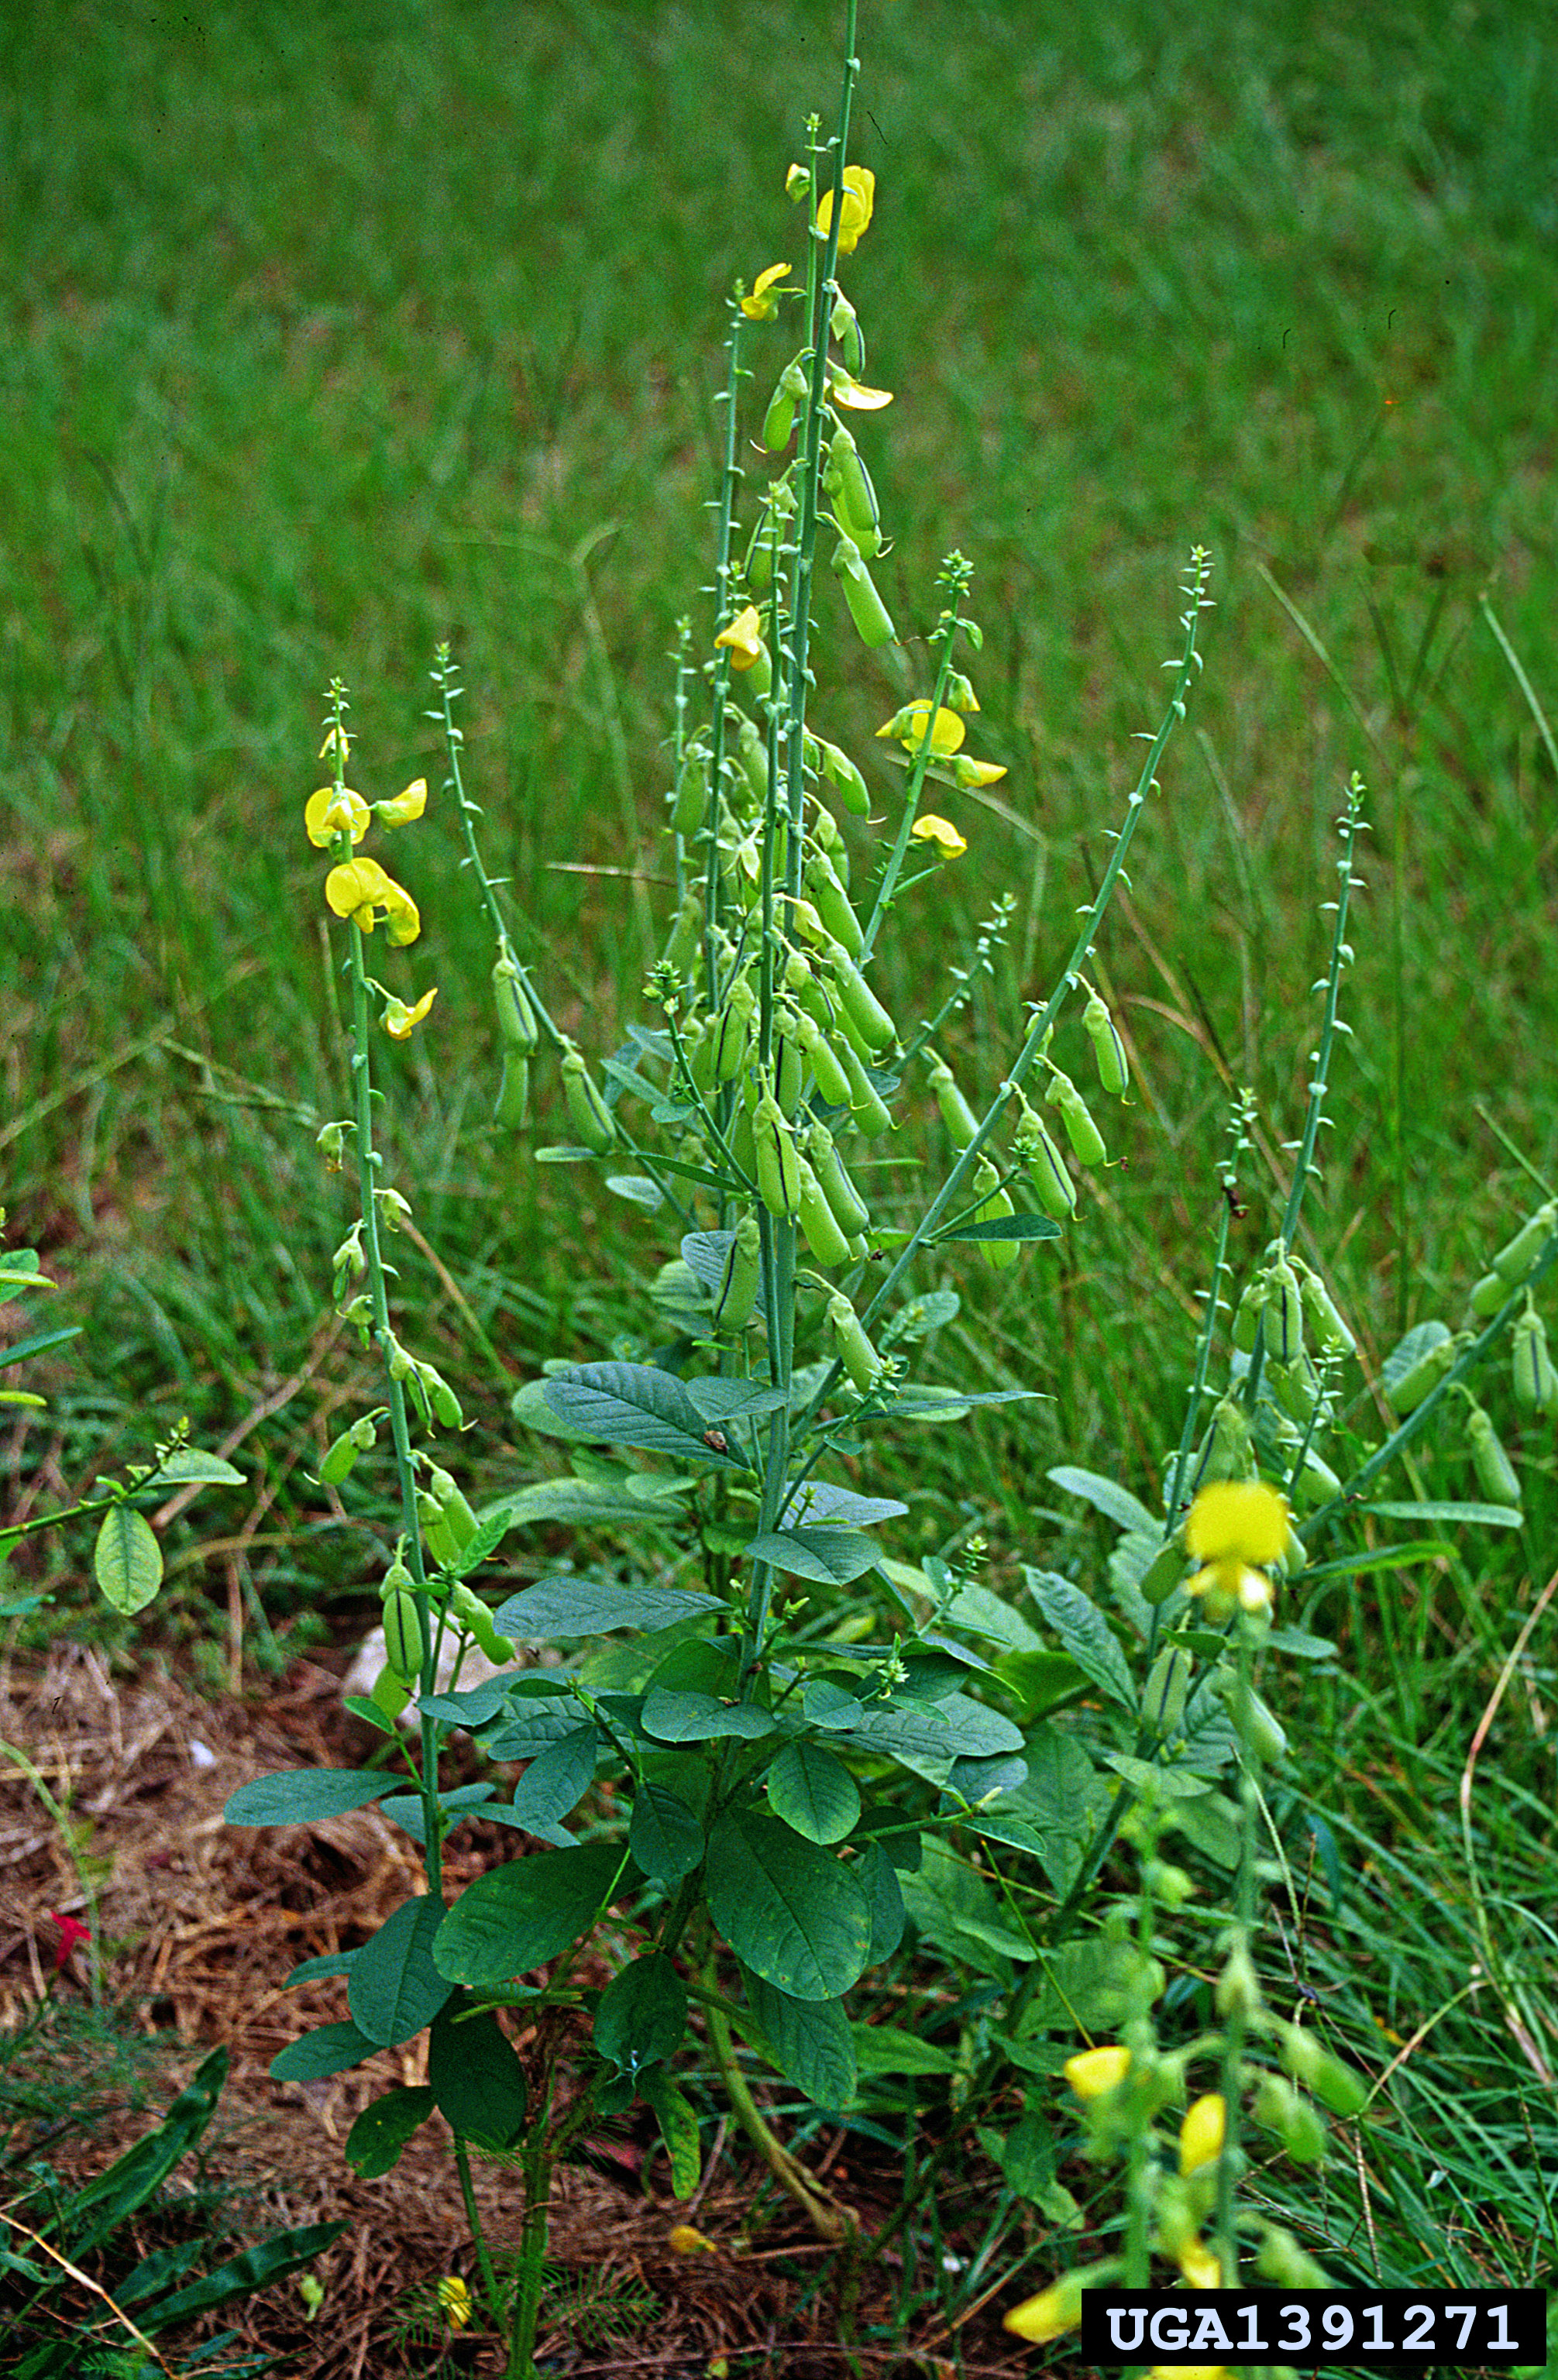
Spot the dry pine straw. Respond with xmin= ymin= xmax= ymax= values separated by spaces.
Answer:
xmin=0 ymin=1641 xmax=1033 ymax=2378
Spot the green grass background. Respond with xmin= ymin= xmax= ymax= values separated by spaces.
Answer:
xmin=5 ymin=0 xmax=1558 ymax=2328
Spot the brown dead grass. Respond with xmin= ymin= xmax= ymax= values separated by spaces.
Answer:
xmin=0 ymin=1642 xmax=1036 ymax=2378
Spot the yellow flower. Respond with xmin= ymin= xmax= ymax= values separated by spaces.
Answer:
xmin=383 ymin=987 xmax=438 ymax=1040
xmin=1150 ymin=2367 xmax=1228 ymax=2379
xmin=876 ymin=700 xmax=964 ymax=755
xmin=1003 ymin=2277 xmax=1081 ymax=2344
xmin=1176 ymin=2235 xmax=1223 ymax=2290
xmin=1178 ymin=2093 xmax=1226 ymax=2175
xmin=436 ymin=2275 xmax=471 ymax=2330
xmin=375 ymin=776 xmax=428 ymax=828
xmin=304 ymin=786 xmax=370 ymax=848
xmin=948 ymin=755 xmax=1008 ymax=788
xmin=318 ymin=725 xmax=350 ymax=762
xmin=828 ymin=367 xmax=893 ymax=410
xmin=816 ymin=165 xmax=875 ymax=254
xmin=1064 ymin=2045 xmax=1131 ymax=2100
xmin=325 ymin=856 xmax=421 ymax=946
xmin=911 ymin=813 xmax=968 ymax=859
xmin=668 ymin=2224 xmax=718 ymax=2255
xmin=741 ymin=262 xmax=792 ymax=320
xmin=714 ymin=605 xmax=765 ymax=669
xmin=1184 ymin=1478 xmax=1288 ymax=1616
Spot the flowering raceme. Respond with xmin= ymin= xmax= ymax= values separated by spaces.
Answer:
xmin=308 ymin=761 xmax=435 ymax=1029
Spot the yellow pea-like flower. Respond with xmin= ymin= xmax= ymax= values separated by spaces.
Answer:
xmin=740 ymin=261 xmax=792 ymax=320
xmin=1179 ymin=2093 xmax=1227 ymax=2175
xmin=910 ymin=813 xmax=968 ymax=858
xmin=375 ymin=776 xmax=428 ymax=827
xmin=1064 ymin=2045 xmax=1131 ymax=2100
xmin=304 ymin=786 xmax=370 ymax=847
xmin=815 ymin=165 xmax=875 ymax=253
xmin=383 ymin=988 xmax=438 ymax=1040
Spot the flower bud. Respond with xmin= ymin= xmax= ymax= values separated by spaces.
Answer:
xmin=829 ymin=289 xmax=865 ymax=376
xmin=492 ymin=958 xmax=538 ymax=1053
xmin=1178 ymin=2093 xmax=1226 ymax=2175
xmin=827 ymin=1290 xmax=883 ymax=1395
xmin=711 ymin=1211 xmax=762 ymax=1332
xmin=1082 ymin=989 xmax=1129 ymax=1096
xmin=1216 ymin=1941 xmax=1264 ymax=2021
xmin=316 ymin=1120 xmax=349 ymax=1171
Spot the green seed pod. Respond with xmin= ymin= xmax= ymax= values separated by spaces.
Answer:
xmin=660 ymin=887 xmax=703 ymax=982
xmin=1045 ymin=1069 xmax=1106 ymax=1166
xmin=972 ymin=1157 xmax=1019 ymax=1272
xmin=1295 ymin=1258 xmax=1356 ymax=1357
xmin=1252 ymin=2078 xmax=1328 ymax=2168
xmin=1236 ymin=1685 xmax=1288 ymax=1763
xmin=761 ymin=356 xmax=809 ymax=452
xmin=827 ymin=1290 xmax=882 ymax=1395
xmin=1386 ymin=1330 xmax=1462 ymax=1415
xmin=1015 ymin=1101 xmax=1076 ymax=1220
xmin=754 ymin=1093 xmax=802 ymax=1221
xmin=837 ymin=1037 xmax=893 ymax=1136
xmin=796 ymin=1151 xmax=854 ymax=1267
xmin=830 ymin=289 xmax=865 ymax=376
xmin=1082 ymin=989 xmax=1130 ymax=1097
xmin=795 ymin=1007 xmax=853 ymax=1108
xmin=928 ymin=1052 xmax=979 ymax=1153
xmin=803 ymin=851 xmax=863 ymax=957
xmin=1264 ymin=1257 xmax=1305 ymax=1367
xmin=670 ymin=748 xmax=710 ymax=837
xmin=1466 ymin=1402 xmax=1521 ymax=1508
xmin=711 ymin=1210 xmax=762 ymax=1332
xmin=828 ymin=942 xmax=896 ymax=1054
xmin=319 ymin=1426 xmax=363 ymax=1486
xmin=734 ymin=713 xmax=769 ymax=809
xmin=1143 ymin=1645 xmax=1191 ymax=1737
xmin=1468 ymin=1269 xmax=1512 ymax=1322
xmin=830 ymin=531 xmax=896 ymax=648
xmin=380 ymin=1558 xmax=414 ymax=1601
xmin=1277 ymin=2022 xmax=1367 ymax=2118
xmin=451 ymin=1582 xmax=515 ymax=1665
xmin=1267 ymin=1354 xmax=1324 ymax=1430
xmin=383 ymin=1588 xmax=425 ymax=1685
xmin=1491 ymin=1199 xmax=1558 ymax=1286
xmin=824 ymin=425 xmax=881 ymax=556
xmin=492 ymin=958 xmax=539 ymax=1054
xmin=494 ymin=1054 xmax=530 ymax=1129
xmin=422 ymin=1367 xmax=464 ymax=1429
xmin=772 ymin=1004 xmax=806 ymax=1116
xmin=815 ymin=738 xmax=871 ymax=819
xmin=1288 ymin=1443 xmax=1343 ymax=1512
xmin=1196 ymin=1393 xmax=1257 ymax=1487
xmin=1230 ymin=1278 xmax=1268 ymax=1355
xmin=1255 ymin=2224 xmax=1330 ymax=2289
xmin=1139 ymin=1537 xmax=1187 ymax=1607
xmin=712 ymin=975 xmax=756 ymax=1084
xmin=807 ymin=1119 xmax=871 ymax=1236
xmin=560 ymin=1042 xmax=617 ymax=1154
xmin=727 ymin=1084 xmax=758 ymax=1180
xmin=1512 ymin=1302 xmax=1558 ymax=1414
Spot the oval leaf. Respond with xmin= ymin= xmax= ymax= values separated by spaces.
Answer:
xmin=94 ymin=1507 xmax=163 ymax=1615
xmin=1047 ymin=1466 xmax=1158 ymax=1537
xmin=542 ymin=1363 xmax=745 ymax=1469
xmin=348 ymin=1893 xmax=453 ymax=2048
xmin=428 ymin=2002 xmax=528 ymax=2151
xmin=740 ymin=1972 xmax=856 ymax=2110
xmin=434 ymin=1842 xmax=623 ymax=1986
xmin=628 ymin=1784 xmax=704 ymax=1884
xmin=268 ymin=2021 xmax=376 ymax=2083
xmin=509 ymin=1724 xmax=599 ymax=1831
xmin=1025 ymin=1571 xmax=1135 ymax=1709
xmin=225 ymin=1769 xmax=391 ymax=1826
xmin=745 ymin=1526 xmax=881 ymax=1585
xmin=641 ymin=1688 xmax=777 ymax=1744
xmin=343 ymin=2086 xmax=435 ymax=2178
xmin=766 ymin=1740 xmax=860 ymax=1845
xmin=494 ymin=1578 xmax=726 ymax=1639
xmin=705 ymin=1810 xmax=871 ymax=2002
xmin=594 ymin=1952 xmax=688 ymax=2074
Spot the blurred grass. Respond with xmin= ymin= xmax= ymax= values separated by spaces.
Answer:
xmin=3 ymin=0 xmax=1557 ymax=1662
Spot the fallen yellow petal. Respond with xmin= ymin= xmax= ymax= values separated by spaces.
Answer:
xmin=669 ymin=2224 xmax=719 ymax=2256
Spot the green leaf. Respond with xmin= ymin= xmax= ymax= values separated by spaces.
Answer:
xmin=1 ymin=1322 xmax=80 ymax=1367
xmin=379 ymin=1782 xmax=496 ymax=1848
xmin=1359 ymin=1500 xmax=1525 ymax=1529
xmin=1381 ymin=1319 xmax=1450 ymax=1395
xmin=744 ymin=1526 xmax=882 ymax=1584
xmin=94 ymin=1505 xmax=163 ymax=1614
xmin=1047 ymin=1465 xmax=1158 ymax=1536
xmin=851 ymin=2024 xmax=959 ymax=2077
xmin=740 ymin=1972 xmax=856 ymax=2110
xmin=494 ymin=1577 xmax=726 ymax=1639
xmin=482 ymin=1693 xmax=595 ymax=1762
xmin=1023 ymin=1934 xmax=1162 ymax=2032
xmin=1024 ymin=1570 xmax=1135 ymax=1708
xmin=606 ymin=1174 xmax=663 ymax=1210
xmin=941 ymin=1582 xmax=1047 ymax=1656
xmin=150 ymin=1448 xmax=246 ymax=1488
xmin=1166 ymin=1789 xmax=1242 ymax=1868
xmin=224 ymin=1768 xmax=391 ymax=1825
xmin=990 ymin=2110 xmax=1057 ymax=2203
xmin=637 ymin=2065 xmax=701 ymax=2198
xmin=348 ymin=1893 xmax=453 ymax=2048
xmin=705 ymin=1809 xmax=872 ymax=2001
xmin=937 ymin=1211 xmax=1060 ymax=1243
xmin=136 ymin=2220 xmax=347 ymax=2334
xmin=268 ymin=2021 xmax=377 ymax=2082
xmin=684 ymin=1374 xmax=789 ymax=1425
xmin=342 ymin=2086 xmax=435 ymax=2177
xmin=766 ymin=1739 xmax=860 ymax=1845
xmin=428 ymin=2000 xmax=529 ymax=2151
xmin=854 ymin=1838 xmax=906 ymax=1964
xmin=780 ymin=1481 xmax=907 ymax=1528
xmin=543 ymin=1362 xmax=747 ymax=1469
xmin=641 ymin=1687 xmax=777 ymax=1742
xmin=594 ymin=1952 xmax=688 ymax=2073
xmin=680 ymin=1229 xmax=766 ymax=1309
xmin=1304 ymin=1540 xmax=1459 ymax=1577
xmin=801 ymin=1678 xmax=865 ymax=1730
xmin=839 ymin=1692 xmax=1023 ymax=1776
xmin=487 ymin=1477 xmax=680 ymax=1532
xmin=70 ymin=2048 xmax=228 ymax=2249
xmin=629 ymin=1784 xmax=704 ymax=1883
xmin=889 ymin=1384 xmax=1041 ymax=1421
xmin=434 ymin=1842 xmax=623 ymax=1986
xmin=509 ymin=1724 xmax=599 ymax=1830
xmin=899 ymin=1838 xmax=1034 ymax=1975
xmin=883 ymin=1289 xmax=960 ymax=1341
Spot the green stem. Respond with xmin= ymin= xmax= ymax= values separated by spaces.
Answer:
xmin=703 ymin=1973 xmax=853 ymax=2241
xmin=453 ymin=2132 xmax=506 ymax=2344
